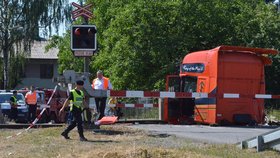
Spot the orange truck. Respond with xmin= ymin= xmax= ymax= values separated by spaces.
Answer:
xmin=165 ymin=45 xmax=278 ymax=125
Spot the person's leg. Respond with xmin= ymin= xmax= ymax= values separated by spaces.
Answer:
xmin=98 ymin=97 xmax=107 ymax=120
xmin=76 ymin=113 xmax=86 ymax=140
xmin=10 ymin=108 xmax=17 ymax=121
xmin=31 ymin=105 xmax=37 ymax=121
xmin=28 ymin=105 xmax=32 ymax=122
xmin=14 ymin=108 xmax=18 ymax=122
xmin=95 ymin=98 xmax=101 ymax=113
xmin=67 ymin=111 xmax=73 ymax=125
xmin=62 ymin=112 xmax=77 ymax=139
xmin=64 ymin=120 xmax=77 ymax=133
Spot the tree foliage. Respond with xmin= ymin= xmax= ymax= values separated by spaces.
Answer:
xmin=0 ymin=0 xmax=71 ymax=88
xmin=56 ymin=0 xmax=280 ymax=94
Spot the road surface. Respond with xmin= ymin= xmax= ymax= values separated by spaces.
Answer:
xmin=130 ymin=124 xmax=277 ymax=144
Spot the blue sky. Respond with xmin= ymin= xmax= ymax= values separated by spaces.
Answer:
xmin=46 ymin=0 xmax=78 ymax=37
xmin=58 ymin=0 xmax=78 ymax=36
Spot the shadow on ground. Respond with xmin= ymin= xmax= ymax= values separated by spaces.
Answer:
xmin=86 ymin=140 xmax=115 ymax=143
xmin=91 ymin=129 xmax=135 ymax=135
xmin=147 ymin=133 xmax=170 ymax=138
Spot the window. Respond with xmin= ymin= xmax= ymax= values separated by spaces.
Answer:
xmin=182 ymin=76 xmax=197 ymax=93
xmin=40 ymin=64 xmax=53 ymax=79
xmin=0 ymin=94 xmax=25 ymax=103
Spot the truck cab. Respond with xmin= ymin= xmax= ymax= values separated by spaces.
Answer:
xmin=164 ymin=46 xmax=277 ymax=125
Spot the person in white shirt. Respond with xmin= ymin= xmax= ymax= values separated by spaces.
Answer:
xmin=91 ymin=70 xmax=112 ymax=120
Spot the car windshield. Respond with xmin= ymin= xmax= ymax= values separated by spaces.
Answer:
xmin=0 ymin=94 xmax=25 ymax=103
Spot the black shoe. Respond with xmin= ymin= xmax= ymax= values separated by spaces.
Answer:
xmin=80 ymin=137 xmax=88 ymax=141
xmin=61 ymin=132 xmax=70 ymax=139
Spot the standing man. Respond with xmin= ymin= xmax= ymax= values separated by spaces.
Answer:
xmin=25 ymin=86 xmax=40 ymax=123
xmin=92 ymin=70 xmax=113 ymax=120
xmin=60 ymin=80 xmax=87 ymax=141
xmin=9 ymin=91 xmax=18 ymax=122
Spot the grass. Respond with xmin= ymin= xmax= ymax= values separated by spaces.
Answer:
xmin=268 ymin=109 xmax=280 ymax=121
xmin=121 ymin=108 xmax=159 ymax=119
xmin=0 ymin=125 xmax=279 ymax=158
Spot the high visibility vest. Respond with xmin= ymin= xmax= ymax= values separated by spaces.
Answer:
xmin=70 ymin=89 xmax=84 ymax=111
xmin=26 ymin=91 xmax=37 ymax=105
xmin=11 ymin=96 xmax=17 ymax=104
xmin=92 ymin=77 xmax=109 ymax=90
xmin=11 ymin=96 xmax=17 ymax=108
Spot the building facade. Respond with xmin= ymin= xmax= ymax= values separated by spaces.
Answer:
xmin=16 ymin=41 xmax=59 ymax=89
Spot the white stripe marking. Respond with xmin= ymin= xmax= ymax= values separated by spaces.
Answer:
xmin=125 ymin=104 xmax=135 ymax=108
xmin=108 ymin=104 xmax=116 ymax=107
xmin=192 ymin=93 xmax=208 ymax=98
xmin=143 ymin=104 xmax=154 ymax=108
xmin=126 ymin=91 xmax=144 ymax=98
xmin=16 ymin=132 xmax=22 ymax=136
xmin=223 ymin=93 xmax=240 ymax=98
xmin=160 ymin=92 xmax=175 ymax=98
xmin=255 ymin=94 xmax=272 ymax=99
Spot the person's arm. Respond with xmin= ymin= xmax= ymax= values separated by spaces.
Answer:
xmin=36 ymin=92 xmax=40 ymax=100
xmin=59 ymin=98 xmax=70 ymax=113
xmin=92 ymin=79 xmax=95 ymax=89
xmin=59 ymin=92 xmax=73 ymax=115
xmin=25 ymin=92 xmax=28 ymax=99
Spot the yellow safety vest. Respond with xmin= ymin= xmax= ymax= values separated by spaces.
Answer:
xmin=70 ymin=89 xmax=84 ymax=111
xmin=11 ymin=96 xmax=17 ymax=104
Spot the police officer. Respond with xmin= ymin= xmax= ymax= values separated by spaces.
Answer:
xmin=10 ymin=91 xmax=18 ymax=122
xmin=59 ymin=80 xmax=88 ymax=141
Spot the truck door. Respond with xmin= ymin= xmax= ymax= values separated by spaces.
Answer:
xmin=181 ymin=76 xmax=196 ymax=123
xmin=164 ymin=75 xmax=196 ymax=124
xmin=164 ymin=75 xmax=181 ymax=124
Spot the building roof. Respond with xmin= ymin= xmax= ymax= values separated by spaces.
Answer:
xmin=29 ymin=41 xmax=59 ymax=59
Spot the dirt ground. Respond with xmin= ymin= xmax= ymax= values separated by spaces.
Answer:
xmin=0 ymin=124 xmax=279 ymax=158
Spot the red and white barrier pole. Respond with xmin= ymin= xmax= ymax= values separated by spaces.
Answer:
xmin=6 ymin=85 xmax=58 ymax=139
xmin=108 ymin=90 xmax=280 ymax=99
xmin=108 ymin=103 xmax=158 ymax=108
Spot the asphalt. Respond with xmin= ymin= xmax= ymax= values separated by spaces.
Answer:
xmin=130 ymin=124 xmax=279 ymax=144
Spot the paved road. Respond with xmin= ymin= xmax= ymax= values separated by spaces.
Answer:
xmin=130 ymin=124 xmax=278 ymax=144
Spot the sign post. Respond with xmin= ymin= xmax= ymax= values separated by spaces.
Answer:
xmin=71 ymin=2 xmax=95 ymax=73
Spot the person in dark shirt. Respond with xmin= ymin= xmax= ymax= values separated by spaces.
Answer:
xmin=10 ymin=91 xmax=18 ymax=122
xmin=59 ymin=80 xmax=88 ymax=141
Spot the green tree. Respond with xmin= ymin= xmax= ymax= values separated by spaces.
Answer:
xmin=0 ymin=0 xmax=71 ymax=88
xmin=56 ymin=0 xmax=280 ymax=94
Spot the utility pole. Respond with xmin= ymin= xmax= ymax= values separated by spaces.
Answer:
xmin=81 ymin=1 xmax=90 ymax=73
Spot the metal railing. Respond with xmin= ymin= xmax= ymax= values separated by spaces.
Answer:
xmin=238 ymin=127 xmax=280 ymax=152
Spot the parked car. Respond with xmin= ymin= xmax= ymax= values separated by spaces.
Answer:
xmin=18 ymin=89 xmax=49 ymax=123
xmin=0 ymin=92 xmax=28 ymax=123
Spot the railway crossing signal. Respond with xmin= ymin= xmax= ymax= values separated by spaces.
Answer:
xmin=71 ymin=25 xmax=97 ymax=52
xmin=71 ymin=2 xmax=93 ymax=20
